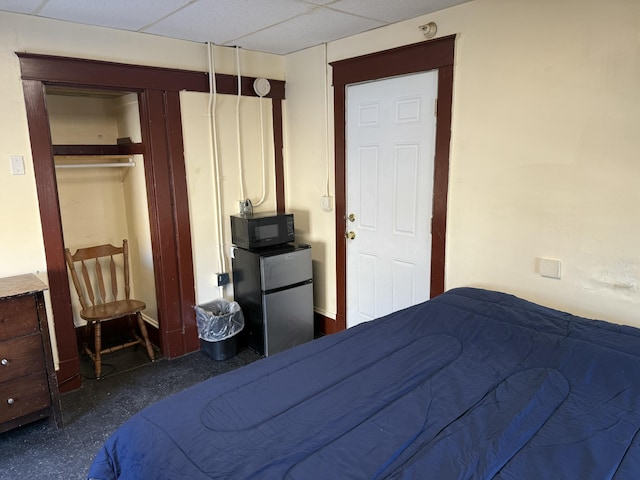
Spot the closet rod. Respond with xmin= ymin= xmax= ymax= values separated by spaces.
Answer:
xmin=55 ymin=160 xmax=136 ymax=169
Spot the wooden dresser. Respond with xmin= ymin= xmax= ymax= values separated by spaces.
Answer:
xmin=0 ymin=274 xmax=62 ymax=433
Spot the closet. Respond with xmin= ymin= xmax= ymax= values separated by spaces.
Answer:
xmin=46 ymin=87 xmax=158 ymax=340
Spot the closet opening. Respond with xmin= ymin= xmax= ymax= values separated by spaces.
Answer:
xmin=46 ymin=85 xmax=160 ymax=378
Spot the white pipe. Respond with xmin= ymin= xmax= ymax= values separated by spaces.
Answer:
xmin=55 ymin=160 xmax=135 ymax=169
xmin=207 ymin=42 xmax=227 ymax=276
xmin=324 ymin=42 xmax=330 ymax=197
xmin=234 ymin=46 xmax=269 ymax=209
xmin=253 ymin=95 xmax=267 ymax=206
xmin=235 ymin=46 xmax=246 ymax=201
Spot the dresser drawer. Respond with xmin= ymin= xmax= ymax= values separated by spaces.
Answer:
xmin=0 ymin=335 xmax=46 ymax=384
xmin=0 ymin=371 xmax=51 ymax=424
xmin=0 ymin=295 xmax=39 ymax=341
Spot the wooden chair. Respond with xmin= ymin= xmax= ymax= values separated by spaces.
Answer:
xmin=64 ymin=240 xmax=155 ymax=379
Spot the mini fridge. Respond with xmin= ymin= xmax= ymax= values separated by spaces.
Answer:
xmin=232 ymin=243 xmax=313 ymax=356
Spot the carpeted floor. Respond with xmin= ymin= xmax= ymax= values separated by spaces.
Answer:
xmin=0 ymin=345 xmax=262 ymax=480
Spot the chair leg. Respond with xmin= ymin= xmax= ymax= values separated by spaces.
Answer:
xmin=82 ymin=322 xmax=93 ymax=360
xmin=136 ymin=313 xmax=155 ymax=362
xmin=94 ymin=321 xmax=102 ymax=379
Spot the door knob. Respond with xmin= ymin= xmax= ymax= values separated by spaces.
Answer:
xmin=1 ymin=358 xmax=7 ymax=366
xmin=347 ymin=213 xmax=356 ymax=222
xmin=345 ymin=231 xmax=356 ymax=240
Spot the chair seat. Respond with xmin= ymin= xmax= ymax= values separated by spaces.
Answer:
xmin=80 ymin=299 xmax=146 ymax=323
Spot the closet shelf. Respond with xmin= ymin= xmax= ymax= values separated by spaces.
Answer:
xmin=53 ymin=142 xmax=142 ymax=170
xmin=52 ymin=142 xmax=143 ymax=157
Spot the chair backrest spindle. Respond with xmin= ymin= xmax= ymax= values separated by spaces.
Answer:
xmin=95 ymin=257 xmax=107 ymax=304
xmin=80 ymin=260 xmax=95 ymax=306
xmin=110 ymin=254 xmax=118 ymax=301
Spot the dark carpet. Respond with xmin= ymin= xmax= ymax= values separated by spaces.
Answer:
xmin=0 ymin=346 xmax=262 ymax=480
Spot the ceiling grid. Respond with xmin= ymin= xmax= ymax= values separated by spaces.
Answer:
xmin=0 ymin=0 xmax=472 ymax=54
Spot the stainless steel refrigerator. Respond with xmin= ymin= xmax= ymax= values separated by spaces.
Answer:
xmin=232 ymin=243 xmax=313 ymax=356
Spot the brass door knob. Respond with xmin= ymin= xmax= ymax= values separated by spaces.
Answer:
xmin=345 ymin=231 xmax=356 ymax=240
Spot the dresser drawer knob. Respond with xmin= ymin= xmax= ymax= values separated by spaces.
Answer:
xmin=1 ymin=358 xmax=8 ymax=366
xmin=7 ymin=398 xmax=14 ymax=405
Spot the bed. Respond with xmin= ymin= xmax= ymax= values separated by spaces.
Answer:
xmin=88 ymin=287 xmax=640 ymax=479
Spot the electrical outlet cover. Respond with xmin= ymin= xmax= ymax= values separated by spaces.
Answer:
xmin=321 ymin=195 xmax=333 ymax=212
xmin=10 ymin=155 xmax=25 ymax=175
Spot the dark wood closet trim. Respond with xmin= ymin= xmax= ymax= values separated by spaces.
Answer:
xmin=17 ymin=53 xmax=285 ymax=99
xmin=21 ymin=79 xmax=80 ymax=390
xmin=329 ymin=35 xmax=455 ymax=333
xmin=18 ymin=53 xmax=287 ymax=391
xmin=272 ymin=99 xmax=286 ymax=212
xmin=52 ymin=143 xmax=144 ymax=156
xmin=138 ymin=89 xmax=200 ymax=357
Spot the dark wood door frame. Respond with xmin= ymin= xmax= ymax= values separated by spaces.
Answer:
xmin=18 ymin=53 xmax=286 ymax=391
xmin=328 ymin=35 xmax=456 ymax=333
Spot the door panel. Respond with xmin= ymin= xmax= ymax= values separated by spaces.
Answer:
xmin=346 ymin=71 xmax=438 ymax=328
xmin=358 ymin=146 xmax=379 ymax=229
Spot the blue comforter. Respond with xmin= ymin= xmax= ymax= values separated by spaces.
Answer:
xmin=88 ymin=288 xmax=640 ymax=479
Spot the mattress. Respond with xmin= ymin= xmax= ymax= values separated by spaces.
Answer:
xmin=88 ymin=287 xmax=640 ymax=479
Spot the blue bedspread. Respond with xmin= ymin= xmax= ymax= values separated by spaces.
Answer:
xmin=88 ymin=288 xmax=640 ymax=479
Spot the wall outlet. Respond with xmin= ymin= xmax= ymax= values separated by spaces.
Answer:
xmin=537 ymin=258 xmax=561 ymax=279
xmin=321 ymin=195 xmax=333 ymax=212
xmin=216 ymin=272 xmax=230 ymax=287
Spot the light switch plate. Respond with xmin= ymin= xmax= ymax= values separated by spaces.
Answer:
xmin=10 ymin=155 xmax=25 ymax=175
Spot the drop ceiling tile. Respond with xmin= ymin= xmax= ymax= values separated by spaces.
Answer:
xmin=0 ymin=0 xmax=43 ymax=14
xmin=330 ymin=0 xmax=472 ymax=23
xmin=144 ymin=0 xmax=315 ymax=45
xmin=234 ymin=7 xmax=384 ymax=55
xmin=37 ymin=0 xmax=192 ymax=31
xmin=0 ymin=0 xmax=474 ymax=55
xmin=301 ymin=0 xmax=339 ymax=5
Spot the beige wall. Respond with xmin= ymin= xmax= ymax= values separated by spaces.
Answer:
xmin=284 ymin=0 xmax=640 ymax=327
xmin=114 ymin=94 xmax=159 ymax=327
xmin=284 ymin=45 xmax=336 ymax=319
xmin=180 ymin=90 xmax=277 ymax=304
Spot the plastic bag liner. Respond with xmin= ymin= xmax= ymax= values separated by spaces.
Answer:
xmin=194 ymin=299 xmax=244 ymax=342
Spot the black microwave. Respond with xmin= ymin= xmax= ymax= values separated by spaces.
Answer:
xmin=231 ymin=212 xmax=294 ymax=250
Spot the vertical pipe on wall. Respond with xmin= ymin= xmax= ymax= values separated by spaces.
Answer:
xmin=323 ymin=43 xmax=331 ymax=198
xmin=235 ymin=46 xmax=246 ymax=202
xmin=207 ymin=43 xmax=227 ymax=278
xmin=253 ymin=94 xmax=267 ymax=207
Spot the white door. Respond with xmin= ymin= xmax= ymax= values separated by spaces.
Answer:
xmin=346 ymin=71 xmax=438 ymax=328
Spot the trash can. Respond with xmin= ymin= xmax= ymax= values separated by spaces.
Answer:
xmin=195 ymin=299 xmax=244 ymax=361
